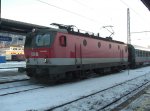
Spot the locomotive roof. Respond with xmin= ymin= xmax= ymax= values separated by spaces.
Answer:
xmin=65 ymin=30 xmax=125 ymax=45
xmin=39 ymin=23 xmax=125 ymax=45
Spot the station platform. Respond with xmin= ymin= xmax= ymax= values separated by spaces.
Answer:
xmin=0 ymin=61 xmax=26 ymax=77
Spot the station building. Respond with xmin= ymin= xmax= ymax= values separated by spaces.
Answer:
xmin=0 ymin=18 xmax=49 ymax=62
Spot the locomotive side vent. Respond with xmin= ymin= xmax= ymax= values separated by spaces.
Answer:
xmin=59 ymin=35 xmax=67 ymax=47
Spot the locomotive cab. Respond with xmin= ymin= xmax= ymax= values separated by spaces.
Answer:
xmin=24 ymin=29 xmax=58 ymax=78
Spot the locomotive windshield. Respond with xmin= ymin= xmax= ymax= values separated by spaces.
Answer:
xmin=35 ymin=34 xmax=50 ymax=47
xmin=25 ymin=31 xmax=56 ymax=48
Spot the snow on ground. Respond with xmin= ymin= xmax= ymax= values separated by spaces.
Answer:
xmin=54 ymin=75 xmax=150 ymax=111
xmin=0 ymin=66 xmax=150 ymax=111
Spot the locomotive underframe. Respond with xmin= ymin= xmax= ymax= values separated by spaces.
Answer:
xmin=26 ymin=61 xmax=128 ymax=80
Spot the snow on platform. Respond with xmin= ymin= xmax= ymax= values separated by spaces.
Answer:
xmin=0 ymin=75 xmax=29 ymax=84
xmin=0 ymin=61 xmax=27 ymax=82
xmin=0 ymin=61 xmax=26 ymax=68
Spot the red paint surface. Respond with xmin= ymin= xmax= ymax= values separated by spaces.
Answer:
xmin=25 ymin=32 xmax=128 ymax=59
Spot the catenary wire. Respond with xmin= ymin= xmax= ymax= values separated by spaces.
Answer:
xmin=36 ymin=0 xmax=103 ymax=26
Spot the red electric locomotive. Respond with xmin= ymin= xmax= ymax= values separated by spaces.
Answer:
xmin=24 ymin=23 xmax=128 ymax=81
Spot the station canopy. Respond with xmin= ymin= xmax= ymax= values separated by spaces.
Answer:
xmin=141 ymin=0 xmax=150 ymax=11
xmin=0 ymin=18 xmax=49 ymax=35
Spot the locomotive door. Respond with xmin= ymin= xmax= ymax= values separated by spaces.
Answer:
xmin=75 ymin=44 xmax=82 ymax=66
xmin=120 ymin=50 xmax=124 ymax=62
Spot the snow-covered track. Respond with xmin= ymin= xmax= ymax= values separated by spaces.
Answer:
xmin=46 ymin=73 xmax=150 ymax=111
xmin=98 ymin=79 xmax=150 ymax=111
xmin=0 ymin=75 xmax=29 ymax=84
xmin=0 ymin=80 xmax=46 ymax=96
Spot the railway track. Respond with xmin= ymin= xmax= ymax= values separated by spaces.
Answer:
xmin=44 ymin=73 xmax=150 ymax=111
xmin=0 ymin=75 xmax=29 ymax=84
xmin=0 ymin=80 xmax=47 ymax=96
xmin=0 ymin=78 xmax=28 ymax=84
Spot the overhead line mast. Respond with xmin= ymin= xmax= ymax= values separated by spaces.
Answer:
xmin=127 ymin=8 xmax=131 ymax=44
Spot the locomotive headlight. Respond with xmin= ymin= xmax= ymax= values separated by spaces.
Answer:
xmin=44 ymin=58 xmax=48 ymax=63
xmin=32 ymin=28 xmax=36 ymax=32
